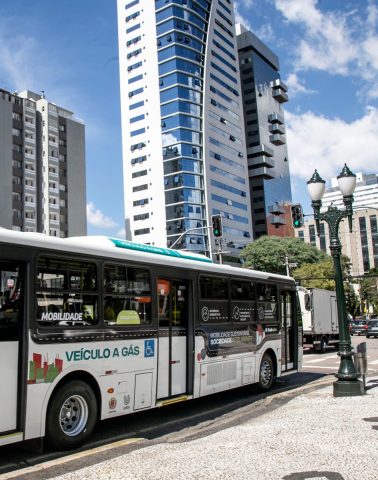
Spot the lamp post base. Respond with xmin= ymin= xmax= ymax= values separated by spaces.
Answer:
xmin=333 ymin=379 xmax=365 ymax=397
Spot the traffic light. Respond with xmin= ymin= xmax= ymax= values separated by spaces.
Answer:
xmin=291 ymin=204 xmax=304 ymax=228
xmin=211 ymin=214 xmax=223 ymax=237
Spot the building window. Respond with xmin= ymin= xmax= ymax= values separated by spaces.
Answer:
xmin=134 ymin=228 xmax=150 ymax=235
xmin=309 ymin=225 xmax=316 ymax=246
xmin=359 ymin=217 xmax=370 ymax=272
xmin=319 ymin=223 xmax=326 ymax=252
xmin=370 ymin=215 xmax=378 ymax=268
xmin=132 ymin=184 xmax=148 ymax=192
xmin=130 ymin=127 xmax=146 ymax=137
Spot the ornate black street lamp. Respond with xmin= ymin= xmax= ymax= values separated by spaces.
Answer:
xmin=307 ymin=164 xmax=364 ymax=397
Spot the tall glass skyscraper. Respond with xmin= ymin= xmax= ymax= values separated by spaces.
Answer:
xmin=118 ymin=0 xmax=253 ymax=259
xmin=237 ymin=26 xmax=292 ymax=239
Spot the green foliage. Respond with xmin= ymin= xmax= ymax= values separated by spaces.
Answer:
xmin=292 ymin=255 xmax=351 ymax=291
xmin=293 ymin=255 xmax=361 ymax=317
xmin=240 ymin=236 xmax=325 ymax=275
xmin=360 ymin=268 xmax=378 ymax=315
xmin=292 ymin=258 xmax=335 ymax=290
xmin=345 ymin=285 xmax=360 ymax=318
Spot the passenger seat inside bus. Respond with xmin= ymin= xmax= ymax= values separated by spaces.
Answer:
xmin=116 ymin=310 xmax=140 ymax=325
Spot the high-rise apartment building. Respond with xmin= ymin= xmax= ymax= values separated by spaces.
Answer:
xmin=237 ymin=26 xmax=292 ymax=239
xmin=322 ymin=172 xmax=378 ymax=211
xmin=117 ymin=0 xmax=253 ymax=259
xmin=296 ymin=208 xmax=378 ymax=276
xmin=0 ymin=89 xmax=86 ymax=237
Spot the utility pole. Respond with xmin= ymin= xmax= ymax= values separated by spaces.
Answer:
xmin=283 ymin=255 xmax=297 ymax=276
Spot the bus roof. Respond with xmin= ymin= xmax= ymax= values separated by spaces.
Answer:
xmin=0 ymin=228 xmax=295 ymax=284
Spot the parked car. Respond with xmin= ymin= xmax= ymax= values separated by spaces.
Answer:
xmin=366 ymin=319 xmax=378 ymax=338
xmin=349 ymin=319 xmax=368 ymax=335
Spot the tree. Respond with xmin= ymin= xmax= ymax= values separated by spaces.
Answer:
xmin=292 ymin=255 xmax=352 ymax=290
xmin=360 ymin=268 xmax=378 ymax=315
xmin=292 ymin=255 xmax=360 ymax=318
xmin=240 ymin=236 xmax=325 ymax=275
xmin=292 ymin=258 xmax=336 ymax=290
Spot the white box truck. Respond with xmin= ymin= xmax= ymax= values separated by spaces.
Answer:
xmin=297 ymin=287 xmax=339 ymax=352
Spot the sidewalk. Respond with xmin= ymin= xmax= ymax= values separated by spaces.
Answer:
xmin=5 ymin=377 xmax=378 ymax=480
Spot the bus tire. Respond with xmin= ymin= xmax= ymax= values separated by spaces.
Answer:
xmin=45 ymin=380 xmax=97 ymax=451
xmin=257 ymin=353 xmax=274 ymax=392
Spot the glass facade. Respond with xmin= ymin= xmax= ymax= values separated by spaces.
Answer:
xmin=238 ymin=28 xmax=292 ymax=238
xmin=156 ymin=0 xmax=211 ymax=252
xmin=119 ymin=1 xmax=253 ymax=258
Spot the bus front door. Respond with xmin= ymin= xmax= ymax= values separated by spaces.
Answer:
xmin=157 ymin=279 xmax=189 ymax=399
xmin=280 ymin=291 xmax=296 ymax=372
xmin=0 ymin=262 xmax=23 ymax=434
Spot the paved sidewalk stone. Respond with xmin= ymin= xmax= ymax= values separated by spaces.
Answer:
xmin=48 ymin=379 xmax=378 ymax=480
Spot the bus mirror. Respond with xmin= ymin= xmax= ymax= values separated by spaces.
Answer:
xmin=304 ymin=294 xmax=311 ymax=311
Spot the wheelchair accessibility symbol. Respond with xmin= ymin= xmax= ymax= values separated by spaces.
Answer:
xmin=144 ymin=340 xmax=155 ymax=358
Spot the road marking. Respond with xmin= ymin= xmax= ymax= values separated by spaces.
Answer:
xmin=306 ymin=357 xmax=336 ymax=363
xmin=302 ymin=365 xmax=337 ymax=370
xmin=0 ymin=437 xmax=144 ymax=479
xmin=369 ymin=359 xmax=378 ymax=365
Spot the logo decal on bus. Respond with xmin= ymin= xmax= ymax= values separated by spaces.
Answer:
xmin=144 ymin=340 xmax=154 ymax=357
xmin=28 ymin=353 xmax=63 ymax=384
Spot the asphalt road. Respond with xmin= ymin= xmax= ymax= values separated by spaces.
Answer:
xmin=302 ymin=335 xmax=378 ymax=376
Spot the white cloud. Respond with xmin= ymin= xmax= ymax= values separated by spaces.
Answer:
xmin=273 ymin=0 xmax=378 ymax=95
xmin=285 ymin=73 xmax=317 ymax=97
xmin=0 ymin=26 xmax=42 ymax=91
xmin=253 ymin=23 xmax=275 ymax=44
xmin=274 ymin=0 xmax=358 ymax=75
xmin=234 ymin=1 xmax=252 ymax=30
xmin=285 ymin=107 xmax=378 ymax=180
xmin=87 ymin=202 xmax=118 ymax=229
xmin=116 ymin=227 xmax=126 ymax=238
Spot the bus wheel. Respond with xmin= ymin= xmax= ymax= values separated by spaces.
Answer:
xmin=46 ymin=380 xmax=97 ymax=450
xmin=258 ymin=353 xmax=274 ymax=392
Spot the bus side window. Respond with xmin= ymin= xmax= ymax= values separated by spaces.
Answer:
xmin=36 ymin=257 xmax=99 ymax=327
xmin=104 ymin=263 xmax=151 ymax=326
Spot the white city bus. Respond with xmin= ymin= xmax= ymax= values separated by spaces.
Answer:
xmin=0 ymin=229 xmax=302 ymax=450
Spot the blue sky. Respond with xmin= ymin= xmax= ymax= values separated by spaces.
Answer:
xmin=0 ymin=0 xmax=377 ymax=236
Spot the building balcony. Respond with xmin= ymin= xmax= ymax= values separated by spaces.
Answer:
xmin=247 ymin=143 xmax=274 ymax=158
xmin=270 ymin=134 xmax=286 ymax=146
xmin=269 ymin=215 xmax=286 ymax=226
xmin=248 ymin=155 xmax=275 ymax=169
xmin=269 ymin=123 xmax=285 ymax=135
xmin=272 ymin=89 xmax=289 ymax=103
xmin=268 ymin=203 xmax=285 ymax=215
xmin=268 ymin=113 xmax=284 ymax=124
xmin=270 ymin=79 xmax=288 ymax=92
xmin=248 ymin=166 xmax=275 ymax=179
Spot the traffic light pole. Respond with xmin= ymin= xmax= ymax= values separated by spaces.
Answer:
xmin=168 ymin=226 xmax=211 ymax=250
xmin=168 ymin=225 xmax=228 ymax=264
xmin=215 ymin=238 xmax=224 ymax=264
